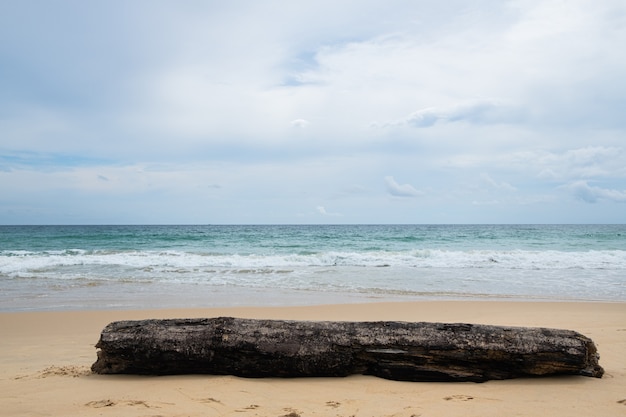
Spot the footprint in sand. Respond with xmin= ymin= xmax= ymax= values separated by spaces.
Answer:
xmin=85 ymin=399 xmax=170 ymax=409
xmin=444 ymin=394 xmax=474 ymax=402
xmin=197 ymin=397 xmax=223 ymax=404
xmin=85 ymin=399 xmax=116 ymax=408
xmin=281 ymin=408 xmax=302 ymax=417
xmin=235 ymin=404 xmax=260 ymax=412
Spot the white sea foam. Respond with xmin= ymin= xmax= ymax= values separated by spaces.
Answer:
xmin=2 ymin=248 xmax=625 ymax=275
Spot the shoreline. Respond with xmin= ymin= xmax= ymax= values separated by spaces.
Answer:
xmin=4 ymin=282 xmax=625 ymax=313
xmin=2 ymin=300 xmax=625 ymax=416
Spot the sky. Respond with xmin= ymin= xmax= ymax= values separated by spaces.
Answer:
xmin=1 ymin=0 xmax=625 ymax=225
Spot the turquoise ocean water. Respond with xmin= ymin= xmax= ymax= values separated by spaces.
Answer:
xmin=1 ymin=224 xmax=625 ymax=311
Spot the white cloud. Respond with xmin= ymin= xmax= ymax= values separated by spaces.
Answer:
xmin=316 ymin=206 xmax=341 ymax=216
xmin=384 ymin=176 xmax=423 ymax=198
xmin=388 ymin=100 xmax=525 ymax=128
xmin=480 ymin=173 xmax=516 ymax=191
xmin=290 ymin=119 xmax=310 ymax=128
xmin=533 ymin=147 xmax=626 ymax=181
xmin=566 ymin=181 xmax=626 ymax=203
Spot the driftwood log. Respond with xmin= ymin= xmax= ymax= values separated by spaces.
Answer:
xmin=92 ymin=317 xmax=603 ymax=382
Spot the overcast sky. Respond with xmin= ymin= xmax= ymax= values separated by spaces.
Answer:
xmin=1 ymin=0 xmax=625 ymax=224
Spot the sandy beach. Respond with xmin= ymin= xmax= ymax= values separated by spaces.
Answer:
xmin=1 ymin=301 xmax=625 ymax=416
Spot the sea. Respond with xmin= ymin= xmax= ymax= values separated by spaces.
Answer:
xmin=1 ymin=224 xmax=625 ymax=312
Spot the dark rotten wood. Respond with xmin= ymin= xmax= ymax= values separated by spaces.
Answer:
xmin=91 ymin=317 xmax=604 ymax=382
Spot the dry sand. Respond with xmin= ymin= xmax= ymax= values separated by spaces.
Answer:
xmin=1 ymin=301 xmax=625 ymax=416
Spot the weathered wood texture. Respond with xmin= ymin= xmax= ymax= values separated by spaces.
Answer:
xmin=92 ymin=317 xmax=603 ymax=382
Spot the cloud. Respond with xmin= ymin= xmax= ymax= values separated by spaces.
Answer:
xmin=566 ymin=181 xmax=626 ymax=203
xmin=316 ymin=206 xmax=341 ymax=216
xmin=533 ymin=147 xmax=626 ymax=181
xmin=290 ymin=119 xmax=310 ymax=128
xmin=387 ymin=99 xmax=525 ymax=128
xmin=384 ymin=176 xmax=423 ymax=198
xmin=480 ymin=173 xmax=516 ymax=191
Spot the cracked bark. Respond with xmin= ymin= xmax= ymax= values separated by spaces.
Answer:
xmin=92 ymin=317 xmax=603 ymax=382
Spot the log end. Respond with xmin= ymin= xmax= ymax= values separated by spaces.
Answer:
xmin=580 ymin=340 xmax=604 ymax=378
